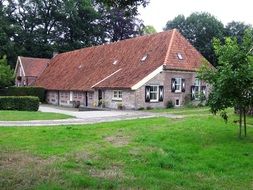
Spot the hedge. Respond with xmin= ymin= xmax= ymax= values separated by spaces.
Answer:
xmin=0 ymin=96 xmax=39 ymax=111
xmin=0 ymin=86 xmax=45 ymax=102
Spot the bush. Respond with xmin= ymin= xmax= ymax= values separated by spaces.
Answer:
xmin=146 ymin=106 xmax=153 ymax=110
xmin=0 ymin=96 xmax=39 ymax=111
xmin=166 ymin=100 xmax=174 ymax=108
xmin=0 ymin=86 xmax=45 ymax=102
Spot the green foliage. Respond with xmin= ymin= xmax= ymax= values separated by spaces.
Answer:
xmin=225 ymin=21 xmax=253 ymax=44
xmin=0 ymin=86 xmax=45 ymax=102
xmin=1 ymin=0 xmax=147 ymax=66
xmin=0 ymin=56 xmax=13 ymax=88
xmin=142 ymin=25 xmax=157 ymax=35
xmin=0 ymin=96 xmax=39 ymax=111
xmin=198 ymin=30 xmax=253 ymax=137
xmin=166 ymin=100 xmax=174 ymax=108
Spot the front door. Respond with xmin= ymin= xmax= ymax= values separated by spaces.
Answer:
xmin=98 ymin=89 xmax=103 ymax=106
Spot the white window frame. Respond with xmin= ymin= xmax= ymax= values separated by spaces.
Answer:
xmin=177 ymin=53 xmax=183 ymax=60
xmin=175 ymin=78 xmax=182 ymax=93
xmin=150 ymin=85 xmax=159 ymax=102
xmin=70 ymin=91 xmax=73 ymax=101
xmin=194 ymin=78 xmax=201 ymax=99
xmin=112 ymin=90 xmax=122 ymax=101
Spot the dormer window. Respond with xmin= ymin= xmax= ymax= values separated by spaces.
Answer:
xmin=141 ymin=54 xmax=148 ymax=62
xmin=113 ymin=60 xmax=118 ymax=65
xmin=177 ymin=53 xmax=183 ymax=60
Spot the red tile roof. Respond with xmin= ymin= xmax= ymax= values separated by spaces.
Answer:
xmin=35 ymin=29 xmax=211 ymax=91
xmin=19 ymin=56 xmax=50 ymax=77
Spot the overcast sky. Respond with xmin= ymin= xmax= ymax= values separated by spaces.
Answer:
xmin=138 ymin=0 xmax=253 ymax=32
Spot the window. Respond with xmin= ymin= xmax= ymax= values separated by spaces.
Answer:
xmin=113 ymin=90 xmax=122 ymax=100
xmin=177 ymin=53 xmax=183 ymax=60
xmin=89 ymin=93 xmax=93 ymax=99
xmin=175 ymin=99 xmax=180 ymax=106
xmin=141 ymin=54 xmax=148 ymax=62
xmin=60 ymin=92 xmax=64 ymax=98
xmin=78 ymin=93 xmax=82 ymax=99
xmin=194 ymin=78 xmax=201 ymax=99
xmin=175 ymin=78 xmax=182 ymax=92
xmin=73 ymin=92 xmax=78 ymax=99
xmin=150 ymin=85 xmax=159 ymax=102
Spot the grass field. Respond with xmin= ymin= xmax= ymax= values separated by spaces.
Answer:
xmin=150 ymin=106 xmax=253 ymax=125
xmin=0 ymin=109 xmax=253 ymax=189
xmin=0 ymin=111 xmax=73 ymax=121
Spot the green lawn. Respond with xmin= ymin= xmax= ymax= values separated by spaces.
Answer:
xmin=150 ymin=106 xmax=253 ymax=125
xmin=0 ymin=111 xmax=73 ymax=121
xmin=0 ymin=111 xmax=253 ymax=190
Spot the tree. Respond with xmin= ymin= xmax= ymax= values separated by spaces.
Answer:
xmin=0 ymin=56 xmax=13 ymax=88
xmin=98 ymin=5 xmax=143 ymax=42
xmin=225 ymin=21 xmax=253 ymax=44
xmin=164 ymin=12 xmax=225 ymax=66
xmin=142 ymin=25 xmax=157 ymax=35
xmin=198 ymin=30 xmax=253 ymax=138
xmin=2 ymin=0 xmax=147 ymax=63
xmin=98 ymin=0 xmax=149 ymax=8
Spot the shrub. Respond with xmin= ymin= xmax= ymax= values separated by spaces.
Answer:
xmin=138 ymin=107 xmax=145 ymax=110
xmin=0 ymin=96 xmax=39 ymax=111
xmin=0 ymin=86 xmax=45 ymax=102
xmin=146 ymin=106 xmax=153 ymax=110
xmin=166 ymin=100 xmax=174 ymax=108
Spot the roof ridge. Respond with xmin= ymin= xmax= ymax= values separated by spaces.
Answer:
xmin=53 ymin=30 xmax=174 ymax=57
xmin=20 ymin=56 xmax=50 ymax=61
xmin=163 ymin=28 xmax=177 ymax=65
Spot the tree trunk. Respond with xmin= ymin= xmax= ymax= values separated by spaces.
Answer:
xmin=243 ymin=108 xmax=247 ymax=137
xmin=239 ymin=108 xmax=242 ymax=138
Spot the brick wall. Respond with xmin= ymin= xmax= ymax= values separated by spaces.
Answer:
xmin=134 ymin=70 xmax=204 ymax=109
xmin=46 ymin=70 xmax=209 ymax=109
xmin=103 ymin=89 xmax=135 ymax=109
xmin=47 ymin=90 xmax=90 ymax=107
xmin=46 ymin=90 xmax=59 ymax=105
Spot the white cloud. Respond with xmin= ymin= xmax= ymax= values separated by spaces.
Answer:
xmin=138 ymin=0 xmax=253 ymax=32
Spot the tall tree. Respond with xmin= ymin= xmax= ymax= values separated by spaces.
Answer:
xmin=225 ymin=21 xmax=253 ymax=44
xmin=2 ymin=0 xmax=147 ymax=63
xmin=0 ymin=0 xmax=17 ymax=68
xmin=54 ymin=0 xmax=102 ymax=52
xmin=98 ymin=5 xmax=143 ymax=42
xmin=198 ymin=30 xmax=253 ymax=138
xmin=0 ymin=56 xmax=13 ymax=88
xmin=164 ymin=12 xmax=225 ymax=66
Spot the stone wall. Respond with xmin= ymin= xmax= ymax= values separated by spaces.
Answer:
xmin=103 ymin=89 xmax=135 ymax=109
xmin=134 ymin=70 xmax=199 ymax=109
xmin=46 ymin=70 xmax=209 ymax=109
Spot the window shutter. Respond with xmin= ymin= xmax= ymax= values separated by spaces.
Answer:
xmin=181 ymin=79 xmax=185 ymax=92
xmin=145 ymin=86 xmax=151 ymax=102
xmin=201 ymin=86 xmax=206 ymax=95
xmin=191 ymin=85 xmax=195 ymax=100
xmin=159 ymin=86 xmax=164 ymax=102
xmin=171 ymin=78 xmax=176 ymax=92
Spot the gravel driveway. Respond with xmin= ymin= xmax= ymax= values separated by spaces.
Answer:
xmin=0 ymin=104 xmax=181 ymax=127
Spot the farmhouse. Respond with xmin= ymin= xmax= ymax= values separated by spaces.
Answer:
xmin=14 ymin=56 xmax=50 ymax=86
xmin=18 ymin=29 xmax=211 ymax=109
